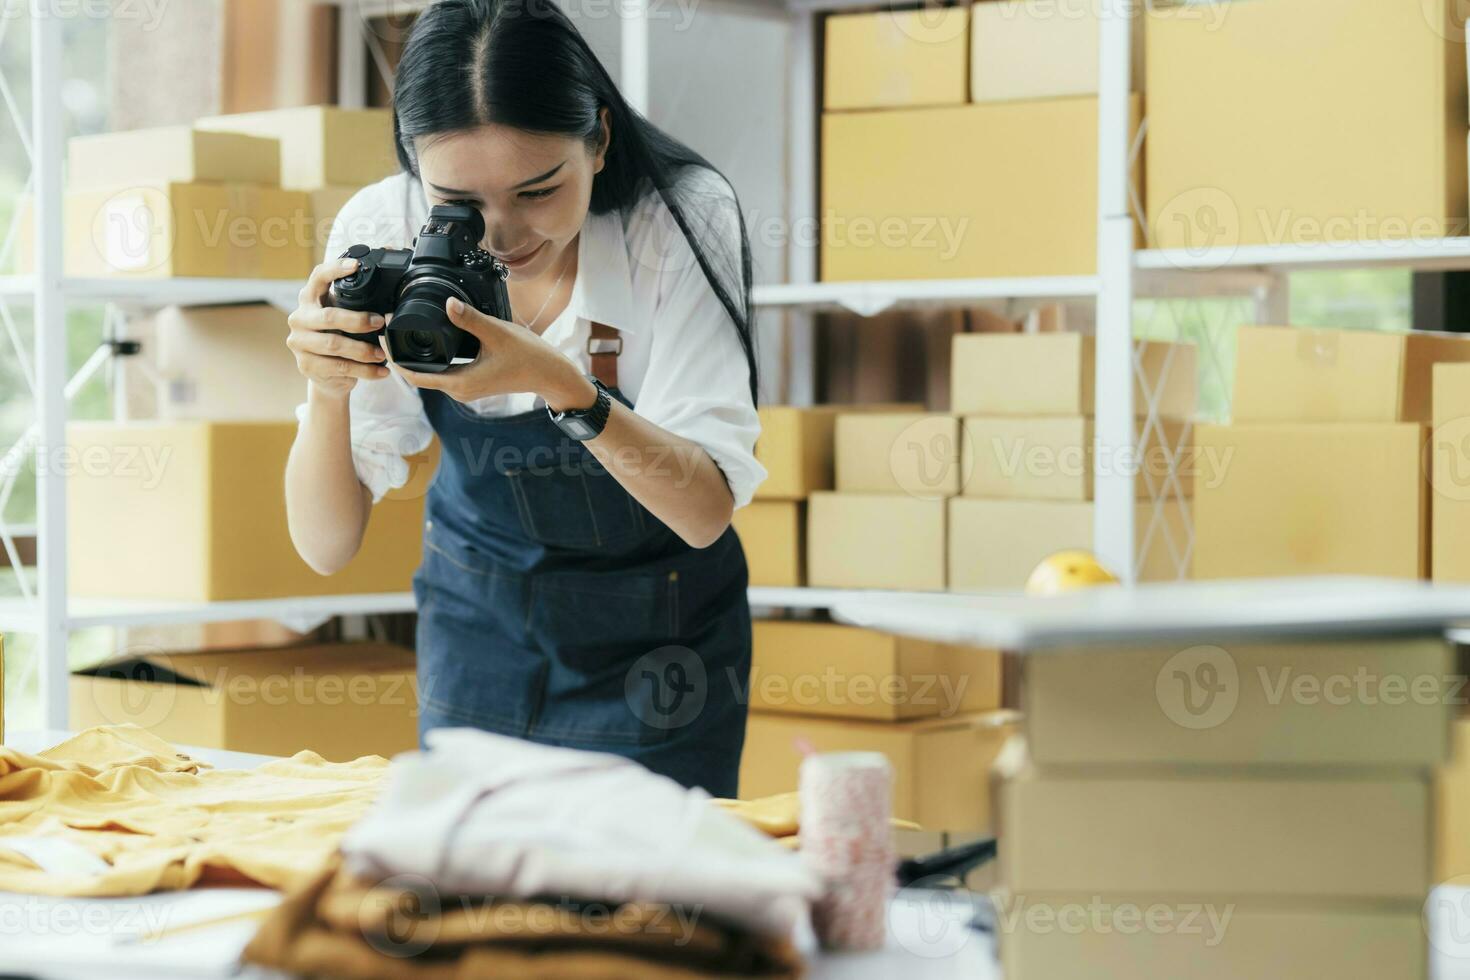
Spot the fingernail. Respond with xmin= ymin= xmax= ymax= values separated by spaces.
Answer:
xmin=369 ymin=314 xmax=385 ymax=327
xmin=447 ymin=297 xmax=464 ymax=314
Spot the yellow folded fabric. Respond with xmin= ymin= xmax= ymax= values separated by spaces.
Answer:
xmin=0 ymin=725 xmax=388 ymax=896
xmin=713 ymin=792 xmax=921 ymax=841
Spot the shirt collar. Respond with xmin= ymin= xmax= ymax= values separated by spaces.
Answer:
xmin=567 ymin=208 xmax=637 ymax=334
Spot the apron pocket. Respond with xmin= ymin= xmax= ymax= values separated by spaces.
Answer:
xmin=506 ymin=463 xmax=647 ymax=553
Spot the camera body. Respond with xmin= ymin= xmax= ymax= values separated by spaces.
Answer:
xmin=329 ymin=203 xmax=512 ymax=373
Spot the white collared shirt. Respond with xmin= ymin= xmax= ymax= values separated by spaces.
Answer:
xmin=297 ymin=171 xmax=766 ymax=508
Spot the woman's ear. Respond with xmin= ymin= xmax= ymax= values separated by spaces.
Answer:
xmin=593 ymin=107 xmax=612 ymax=175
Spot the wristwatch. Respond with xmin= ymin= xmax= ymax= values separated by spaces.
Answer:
xmin=548 ymin=375 xmax=612 ymax=441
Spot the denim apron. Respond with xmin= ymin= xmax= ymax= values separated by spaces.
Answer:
xmin=410 ymin=338 xmax=751 ymax=797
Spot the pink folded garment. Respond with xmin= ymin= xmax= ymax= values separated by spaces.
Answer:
xmin=340 ymin=728 xmax=822 ymax=937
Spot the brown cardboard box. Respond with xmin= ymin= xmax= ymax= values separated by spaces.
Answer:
xmin=969 ymin=0 xmax=1142 ymax=103
xmin=739 ymin=709 xmax=1019 ymax=830
xmin=950 ymin=334 xmax=1197 ymax=418
xmin=948 ymin=498 xmax=1188 ymax=591
xmin=755 ymin=404 xmax=921 ymax=500
xmin=152 ymin=304 xmax=303 ymax=422
xmin=1437 ymin=717 xmax=1470 ymax=882
xmin=961 ymin=416 xmax=1191 ymax=501
xmin=822 ymin=96 xmax=1141 ymax=281
xmin=834 ymin=413 xmax=964 ymax=498
xmin=195 ymin=107 xmax=397 ymax=191
xmin=1003 ymin=770 xmax=1432 ymax=900
xmin=807 ymin=492 xmax=946 ymax=591
xmin=1001 ymin=904 xmax=1424 ymax=980
xmin=1234 ymin=325 xmax=1470 ymax=425
xmin=114 ymin=621 xmax=309 ymax=660
xmin=749 ymin=619 xmax=1002 ymax=721
xmin=71 ymin=642 xmax=417 ymax=761
xmin=67 ymin=127 xmax=281 ymax=189
xmin=66 ymin=421 xmax=435 ymax=601
xmin=733 ymin=501 xmax=804 ymax=588
xmin=1025 ymin=637 xmax=1453 ymax=769
xmin=1433 ymin=363 xmax=1470 ymax=581
xmin=824 ymin=7 xmax=969 ymax=110
xmin=307 ymin=185 xmax=366 ymax=254
xmin=1146 ymin=0 xmax=1467 ymax=250
xmin=1194 ymin=424 xmax=1427 ymax=580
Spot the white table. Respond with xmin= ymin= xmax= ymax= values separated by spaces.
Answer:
xmin=0 ymin=731 xmax=995 ymax=979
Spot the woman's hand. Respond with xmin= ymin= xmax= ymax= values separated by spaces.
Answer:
xmin=286 ymin=257 xmax=390 ymax=397
xmin=387 ymin=297 xmax=596 ymax=411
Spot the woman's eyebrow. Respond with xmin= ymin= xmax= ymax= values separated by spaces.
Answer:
xmin=511 ymin=161 xmax=566 ymax=189
xmin=428 ymin=182 xmax=480 ymax=198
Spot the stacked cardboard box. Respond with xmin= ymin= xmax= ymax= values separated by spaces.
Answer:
xmin=1194 ymin=325 xmax=1470 ymax=579
xmin=1432 ymin=364 xmax=1470 ymax=582
xmin=1000 ymin=637 xmax=1455 ymax=977
xmin=948 ymin=333 xmax=1197 ymax=590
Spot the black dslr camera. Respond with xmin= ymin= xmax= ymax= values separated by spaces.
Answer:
xmin=329 ymin=202 xmax=512 ymax=373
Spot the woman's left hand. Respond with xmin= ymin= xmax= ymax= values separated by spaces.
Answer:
xmin=386 ymin=297 xmax=594 ymax=411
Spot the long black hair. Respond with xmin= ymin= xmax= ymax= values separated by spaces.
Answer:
xmin=391 ymin=0 xmax=758 ymax=403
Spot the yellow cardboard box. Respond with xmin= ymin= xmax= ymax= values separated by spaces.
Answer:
xmin=961 ymin=416 xmax=1191 ymax=500
xmin=1234 ymin=325 xmax=1470 ymax=425
xmin=750 ymin=619 xmax=1002 ymax=721
xmin=195 ymin=106 xmax=397 ymax=191
xmin=152 ymin=304 xmax=303 ymax=422
xmin=755 ymin=404 xmax=920 ymax=500
xmin=950 ymin=334 xmax=1196 ymax=418
xmin=67 ymin=127 xmax=281 ymax=189
xmin=739 ymin=709 xmax=1019 ymax=830
xmin=1194 ymin=423 xmax=1427 ymax=580
xmin=1146 ymin=0 xmax=1468 ymax=250
xmin=1437 ymin=717 xmax=1470 ymax=882
xmin=834 ymin=413 xmax=964 ymax=497
xmin=948 ymin=498 xmax=1188 ymax=591
xmin=733 ymin=500 xmax=804 ymax=588
xmin=307 ymin=185 xmax=366 ymax=255
xmin=824 ymin=7 xmax=969 ymax=110
xmin=1433 ymin=363 xmax=1470 ymax=582
xmin=1025 ymin=637 xmax=1453 ymax=769
xmin=71 ymin=642 xmax=418 ymax=762
xmin=1003 ymin=770 xmax=1432 ymax=900
xmin=969 ymin=0 xmax=1142 ymax=103
xmin=821 ymin=96 xmax=1141 ymax=281
xmin=67 ymin=421 xmax=435 ymax=601
xmin=807 ymin=492 xmax=946 ymax=591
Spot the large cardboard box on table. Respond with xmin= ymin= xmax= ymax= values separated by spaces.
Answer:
xmin=152 ymin=304 xmax=302 ymax=421
xmin=950 ymin=334 xmax=1197 ymax=418
xmin=732 ymin=500 xmax=804 ymax=587
xmin=1193 ymin=423 xmax=1427 ymax=579
xmin=948 ymin=498 xmax=1188 ymax=590
xmin=824 ymin=7 xmax=969 ymax=110
xmin=821 ymin=96 xmax=1141 ymax=281
xmin=834 ymin=413 xmax=964 ymax=498
xmin=195 ymin=106 xmax=397 ymax=191
xmin=739 ymin=709 xmax=1019 ymax=830
xmin=71 ymin=642 xmax=418 ymax=762
xmin=807 ymin=492 xmax=946 ymax=591
xmin=66 ymin=421 xmax=435 ymax=601
xmin=1024 ymin=637 xmax=1453 ymax=769
xmin=1234 ymin=325 xmax=1470 ymax=425
xmin=749 ymin=620 xmax=1002 ymax=721
xmin=969 ymin=0 xmax=1143 ymax=103
xmin=1434 ymin=363 xmax=1470 ymax=581
xmin=1146 ymin=0 xmax=1468 ymax=250
xmin=66 ymin=126 xmax=281 ymax=188
xmin=961 ymin=416 xmax=1192 ymax=500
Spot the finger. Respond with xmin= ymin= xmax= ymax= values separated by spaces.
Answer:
xmin=445 ymin=296 xmax=512 ymax=342
xmin=303 ymin=353 xmax=390 ymax=382
xmin=291 ymin=329 xmax=387 ymax=363
xmin=290 ymin=305 xmax=385 ymax=335
xmin=299 ymin=256 xmax=360 ymax=308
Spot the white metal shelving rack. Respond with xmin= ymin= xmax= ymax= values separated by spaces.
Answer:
xmin=7 ymin=0 xmax=1470 ymax=728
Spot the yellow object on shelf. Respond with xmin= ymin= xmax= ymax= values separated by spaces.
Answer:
xmin=824 ymin=7 xmax=969 ymax=111
xmin=1023 ymin=550 xmax=1118 ymax=597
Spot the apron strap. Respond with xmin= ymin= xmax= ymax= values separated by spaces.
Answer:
xmin=587 ymin=322 xmax=623 ymax=390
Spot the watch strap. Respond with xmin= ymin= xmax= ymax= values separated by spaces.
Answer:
xmin=549 ymin=375 xmax=612 ymax=441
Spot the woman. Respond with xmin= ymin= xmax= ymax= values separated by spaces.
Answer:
xmin=283 ymin=0 xmax=763 ymax=797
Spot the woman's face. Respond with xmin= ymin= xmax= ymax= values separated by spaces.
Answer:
xmin=415 ymin=115 xmax=608 ymax=281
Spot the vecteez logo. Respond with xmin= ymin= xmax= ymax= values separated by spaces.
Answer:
xmin=1155 ymin=644 xmax=1239 ymax=730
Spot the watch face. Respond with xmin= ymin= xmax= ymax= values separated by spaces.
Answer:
xmin=565 ymin=417 xmax=597 ymax=440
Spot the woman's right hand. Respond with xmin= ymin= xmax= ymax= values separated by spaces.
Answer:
xmin=286 ymin=257 xmax=390 ymax=395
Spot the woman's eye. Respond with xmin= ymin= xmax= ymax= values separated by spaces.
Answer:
xmin=519 ymin=186 xmax=558 ymax=201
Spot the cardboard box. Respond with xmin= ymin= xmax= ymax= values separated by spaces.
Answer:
xmin=749 ymin=619 xmax=1002 ymax=721
xmin=1026 ymin=637 xmax=1453 ymax=769
xmin=1001 ymin=905 xmax=1424 ymax=980
xmin=307 ymin=185 xmax=366 ymax=254
xmin=67 ymin=127 xmax=281 ymax=188
xmin=948 ymin=498 xmax=1188 ymax=591
xmin=1003 ymin=771 xmax=1433 ymax=899
xmin=1234 ymin=325 xmax=1470 ymax=425
xmin=195 ymin=107 xmax=398 ymax=191
xmin=807 ymin=492 xmax=946 ymax=591
xmin=71 ymin=642 xmax=417 ymax=761
xmin=1433 ymin=363 xmax=1470 ymax=582
xmin=969 ymin=0 xmax=1142 ymax=103
xmin=951 ymin=334 xmax=1196 ymax=418
xmin=1146 ymin=0 xmax=1468 ymax=250
xmin=18 ymin=183 xmax=315 ymax=279
xmin=835 ymin=413 xmax=964 ymax=497
xmin=152 ymin=304 xmax=303 ymax=422
xmin=821 ymin=96 xmax=1141 ymax=281
xmin=961 ymin=416 xmax=1191 ymax=501
xmin=739 ymin=709 xmax=1019 ymax=830
xmin=1194 ymin=424 xmax=1427 ymax=580
xmin=755 ymin=404 xmax=920 ymax=500
xmin=733 ymin=500 xmax=804 ymax=588
xmin=113 ymin=620 xmax=309 ymax=660
xmin=66 ymin=421 xmax=435 ymax=601
xmin=824 ymin=7 xmax=969 ymax=110
xmin=1437 ymin=717 xmax=1470 ymax=882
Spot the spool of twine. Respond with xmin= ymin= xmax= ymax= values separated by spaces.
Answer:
xmin=799 ymin=751 xmax=896 ymax=952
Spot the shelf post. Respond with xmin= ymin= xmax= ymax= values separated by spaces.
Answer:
xmin=784 ymin=8 xmax=817 ymax=405
xmin=619 ymin=0 xmax=651 ymax=115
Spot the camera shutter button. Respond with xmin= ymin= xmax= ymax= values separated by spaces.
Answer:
xmin=343 ymin=244 xmax=371 ymax=259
